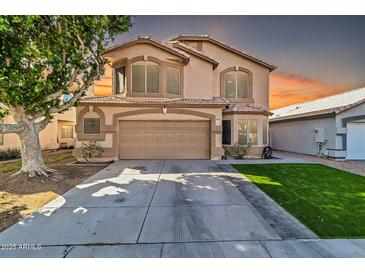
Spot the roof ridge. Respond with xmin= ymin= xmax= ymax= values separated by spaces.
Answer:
xmin=103 ymin=35 xmax=190 ymax=60
xmin=170 ymin=34 xmax=277 ymax=71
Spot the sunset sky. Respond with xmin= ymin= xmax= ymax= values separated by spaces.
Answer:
xmin=114 ymin=16 xmax=365 ymax=110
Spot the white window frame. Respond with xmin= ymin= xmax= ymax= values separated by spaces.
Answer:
xmin=131 ymin=61 xmax=160 ymax=94
xmin=238 ymin=119 xmax=258 ymax=146
xmin=224 ymin=71 xmax=249 ymax=99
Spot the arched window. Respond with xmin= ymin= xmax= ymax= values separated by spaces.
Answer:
xmin=224 ymin=71 xmax=249 ymax=99
xmin=131 ymin=61 xmax=159 ymax=93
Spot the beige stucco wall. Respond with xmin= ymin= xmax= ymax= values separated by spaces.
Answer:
xmin=93 ymin=41 xmax=270 ymax=105
xmin=0 ymin=108 xmax=76 ymax=150
xmin=74 ymin=105 xmax=223 ymax=160
xmin=201 ymin=41 xmax=270 ymax=109
xmin=105 ymin=44 xmax=181 ymax=65
xmin=183 ymin=55 xmax=214 ymax=98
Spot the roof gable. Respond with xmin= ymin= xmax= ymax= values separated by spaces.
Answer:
xmin=104 ymin=36 xmax=190 ymax=64
xmin=170 ymin=34 xmax=277 ymax=71
xmin=168 ymin=41 xmax=219 ymax=69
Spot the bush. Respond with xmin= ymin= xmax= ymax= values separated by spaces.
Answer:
xmin=80 ymin=141 xmax=103 ymax=162
xmin=232 ymin=142 xmax=251 ymax=159
xmin=0 ymin=148 xmax=21 ymax=161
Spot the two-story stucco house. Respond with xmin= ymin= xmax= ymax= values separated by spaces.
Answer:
xmin=74 ymin=35 xmax=276 ymax=160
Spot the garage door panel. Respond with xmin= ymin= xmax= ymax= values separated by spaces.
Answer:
xmin=119 ymin=121 xmax=210 ymax=159
xmin=347 ymin=123 xmax=365 ymax=160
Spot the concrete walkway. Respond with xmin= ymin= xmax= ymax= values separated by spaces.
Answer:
xmin=0 ymin=160 xmax=364 ymax=258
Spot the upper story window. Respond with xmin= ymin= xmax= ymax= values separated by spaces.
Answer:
xmin=115 ymin=66 xmax=126 ymax=94
xmin=131 ymin=61 xmax=159 ymax=93
xmin=166 ymin=66 xmax=180 ymax=95
xmin=224 ymin=71 xmax=249 ymax=99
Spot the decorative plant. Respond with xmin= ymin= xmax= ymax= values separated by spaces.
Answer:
xmin=232 ymin=141 xmax=251 ymax=159
xmin=80 ymin=141 xmax=103 ymax=162
xmin=0 ymin=15 xmax=131 ymax=176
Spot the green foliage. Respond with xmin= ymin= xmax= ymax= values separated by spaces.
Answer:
xmin=233 ymin=163 xmax=365 ymax=238
xmin=0 ymin=148 xmax=21 ymax=161
xmin=80 ymin=141 xmax=103 ymax=161
xmin=0 ymin=15 xmax=131 ymax=118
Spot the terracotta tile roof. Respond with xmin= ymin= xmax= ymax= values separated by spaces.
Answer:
xmin=169 ymin=41 xmax=219 ymax=69
xmin=223 ymin=104 xmax=271 ymax=115
xmin=103 ymin=36 xmax=190 ymax=63
xmin=270 ymin=87 xmax=365 ymax=122
xmin=170 ymin=34 xmax=277 ymax=71
xmin=79 ymin=96 xmax=229 ymax=106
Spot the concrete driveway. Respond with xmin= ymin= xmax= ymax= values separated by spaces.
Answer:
xmin=1 ymin=160 xmax=364 ymax=258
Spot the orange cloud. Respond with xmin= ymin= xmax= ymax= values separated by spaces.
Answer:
xmin=269 ymin=72 xmax=345 ymax=110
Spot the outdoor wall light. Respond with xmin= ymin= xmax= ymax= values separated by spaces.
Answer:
xmin=162 ymin=105 xmax=167 ymax=114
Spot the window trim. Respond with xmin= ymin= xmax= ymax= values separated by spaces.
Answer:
xmin=83 ymin=117 xmax=101 ymax=135
xmin=220 ymin=66 xmax=253 ymax=103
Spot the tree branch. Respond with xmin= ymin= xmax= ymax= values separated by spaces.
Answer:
xmin=0 ymin=101 xmax=14 ymax=112
xmin=0 ymin=123 xmax=25 ymax=134
xmin=49 ymin=73 xmax=96 ymax=114
xmin=35 ymin=116 xmax=50 ymax=132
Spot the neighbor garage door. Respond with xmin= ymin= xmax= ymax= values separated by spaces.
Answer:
xmin=119 ymin=120 xmax=210 ymax=159
xmin=346 ymin=122 xmax=365 ymax=160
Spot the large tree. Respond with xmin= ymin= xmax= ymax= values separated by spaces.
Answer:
xmin=0 ymin=15 xmax=131 ymax=177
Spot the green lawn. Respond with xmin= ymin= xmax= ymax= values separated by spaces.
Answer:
xmin=0 ymin=151 xmax=74 ymax=173
xmin=233 ymin=163 xmax=365 ymax=238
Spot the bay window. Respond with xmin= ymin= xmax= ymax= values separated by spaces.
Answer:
xmin=238 ymin=119 xmax=258 ymax=145
xmin=115 ymin=67 xmax=126 ymax=94
xmin=222 ymin=120 xmax=232 ymax=145
xmin=131 ymin=61 xmax=159 ymax=93
xmin=166 ymin=66 xmax=180 ymax=95
xmin=262 ymin=120 xmax=268 ymax=145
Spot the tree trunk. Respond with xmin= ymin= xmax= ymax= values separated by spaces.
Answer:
xmin=17 ymin=119 xmax=54 ymax=177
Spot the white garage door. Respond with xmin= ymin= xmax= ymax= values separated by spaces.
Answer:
xmin=119 ymin=120 xmax=210 ymax=159
xmin=346 ymin=123 xmax=365 ymax=160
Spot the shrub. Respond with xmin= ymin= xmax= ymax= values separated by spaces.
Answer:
xmin=0 ymin=148 xmax=21 ymax=161
xmin=232 ymin=142 xmax=251 ymax=159
xmin=80 ymin=141 xmax=103 ymax=162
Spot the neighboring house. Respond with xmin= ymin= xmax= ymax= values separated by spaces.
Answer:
xmin=74 ymin=35 xmax=276 ymax=160
xmin=270 ymin=87 xmax=365 ymax=160
xmin=0 ymin=104 xmax=76 ymax=151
